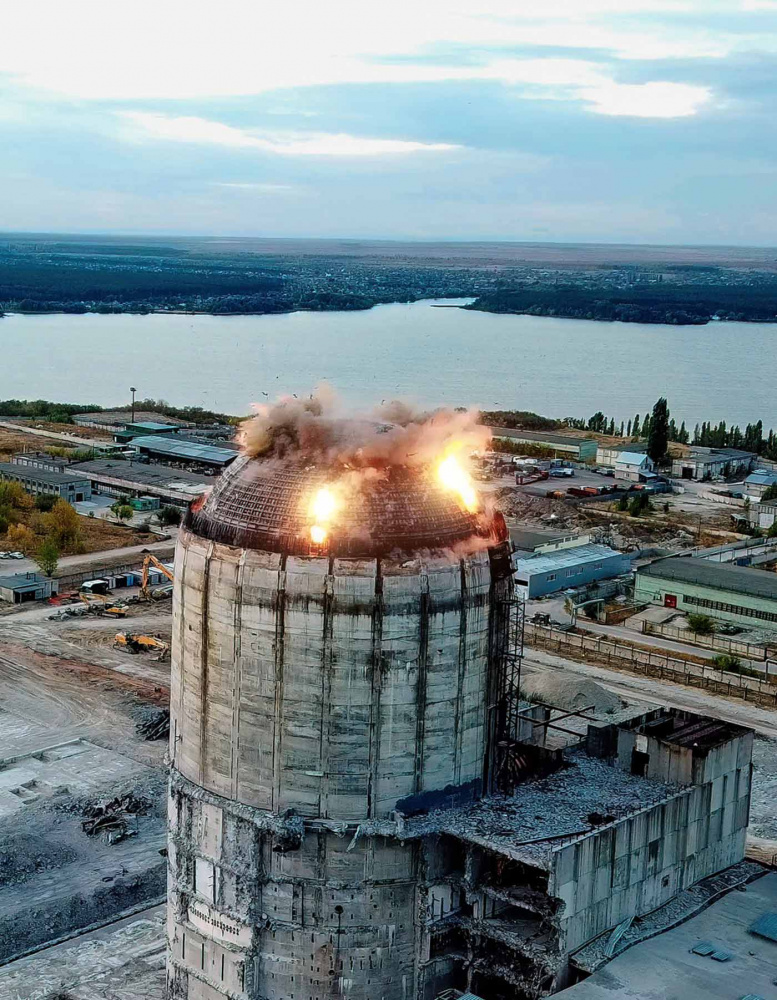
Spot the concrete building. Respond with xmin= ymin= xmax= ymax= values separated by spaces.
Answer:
xmin=513 ymin=543 xmax=630 ymax=598
xmin=165 ymin=446 xmax=749 ymax=1000
xmin=614 ymin=452 xmax=655 ymax=483
xmin=746 ymin=500 xmax=777 ymax=533
xmin=744 ymin=469 xmax=777 ymax=500
xmin=10 ymin=451 xmax=75 ymax=473
xmin=0 ymin=571 xmax=54 ymax=604
xmin=635 ymin=556 xmax=777 ymax=626
xmin=129 ymin=435 xmax=237 ymax=473
xmin=509 ymin=527 xmax=592 ymax=557
xmin=73 ymin=410 xmax=192 ymax=431
xmin=114 ymin=421 xmax=185 ymax=443
xmin=671 ymin=447 xmax=756 ymax=481
xmin=488 ymin=428 xmax=598 ymax=463
xmin=70 ymin=458 xmax=211 ymax=510
xmin=0 ymin=462 xmax=91 ymax=502
xmin=596 ymin=442 xmax=647 ymax=468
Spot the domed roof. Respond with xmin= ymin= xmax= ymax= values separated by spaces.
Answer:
xmin=186 ymin=455 xmax=505 ymax=557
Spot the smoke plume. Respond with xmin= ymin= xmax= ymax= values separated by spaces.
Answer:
xmin=239 ymin=387 xmax=491 ymax=470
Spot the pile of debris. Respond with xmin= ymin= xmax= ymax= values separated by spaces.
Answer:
xmin=135 ymin=707 xmax=170 ymax=741
xmin=493 ymin=488 xmax=584 ymax=528
xmin=82 ymin=794 xmax=151 ymax=846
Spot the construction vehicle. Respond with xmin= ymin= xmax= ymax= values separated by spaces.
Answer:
xmin=139 ymin=553 xmax=175 ymax=600
xmin=79 ymin=593 xmax=127 ymax=617
xmin=115 ymin=632 xmax=170 ymax=660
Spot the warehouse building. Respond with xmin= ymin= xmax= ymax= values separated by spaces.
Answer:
xmin=0 ymin=572 xmax=55 ymax=604
xmin=489 ymin=427 xmax=598 ymax=462
xmin=746 ymin=500 xmax=777 ymax=533
xmin=635 ymin=557 xmax=777 ymax=626
xmin=10 ymin=451 xmax=74 ymax=473
xmin=596 ymin=442 xmax=648 ymax=468
xmin=127 ymin=435 xmax=237 ymax=473
xmin=743 ymin=469 xmax=777 ymax=500
xmin=513 ymin=543 xmax=630 ymax=598
xmin=0 ymin=462 xmax=91 ymax=502
xmin=113 ymin=421 xmax=185 ymax=443
xmin=71 ymin=459 xmax=211 ymax=510
xmin=509 ymin=526 xmax=592 ymax=557
xmin=671 ymin=447 xmax=756 ymax=481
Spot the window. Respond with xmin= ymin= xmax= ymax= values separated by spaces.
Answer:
xmin=684 ymin=594 xmax=777 ymax=624
xmin=546 ymin=573 xmax=557 ymax=582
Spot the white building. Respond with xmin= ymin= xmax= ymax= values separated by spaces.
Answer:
xmin=597 ymin=442 xmax=648 ymax=468
xmin=615 ymin=451 xmax=655 ymax=482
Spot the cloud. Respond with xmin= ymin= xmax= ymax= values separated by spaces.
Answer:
xmin=120 ymin=112 xmax=460 ymax=156
xmin=211 ymin=182 xmax=299 ymax=192
xmin=581 ymin=80 xmax=712 ymax=117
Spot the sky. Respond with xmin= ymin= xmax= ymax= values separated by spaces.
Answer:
xmin=2 ymin=0 xmax=777 ymax=244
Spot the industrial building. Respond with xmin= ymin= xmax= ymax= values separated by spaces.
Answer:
xmin=509 ymin=527 xmax=592 ymax=557
xmin=164 ymin=441 xmax=750 ymax=1000
xmin=489 ymin=428 xmax=598 ymax=463
xmin=596 ymin=443 xmax=648 ymax=468
xmin=113 ymin=421 xmax=186 ymax=443
xmin=746 ymin=499 xmax=777 ymax=533
xmin=128 ymin=435 xmax=237 ymax=473
xmin=70 ymin=458 xmax=211 ymax=510
xmin=744 ymin=469 xmax=777 ymax=500
xmin=10 ymin=451 xmax=75 ymax=473
xmin=671 ymin=447 xmax=756 ymax=481
xmin=0 ymin=572 xmax=55 ymax=603
xmin=635 ymin=556 xmax=777 ymax=626
xmin=614 ymin=452 xmax=654 ymax=483
xmin=513 ymin=543 xmax=630 ymax=598
xmin=73 ymin=410 xmax=192 ymax=431
xmin=0 ymin=461 xmax=92 ymax=502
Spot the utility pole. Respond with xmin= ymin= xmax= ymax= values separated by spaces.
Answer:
xmin=130 ymin=386 xmax=137 ymax=425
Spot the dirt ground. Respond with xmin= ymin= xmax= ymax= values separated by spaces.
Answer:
xmin=0 ymin=428 xmax=41 ymax=462
xmin=9 ymin=419 xmax=113 ymax=440
xmin=0 ymin=509 xmax=158 ymax=556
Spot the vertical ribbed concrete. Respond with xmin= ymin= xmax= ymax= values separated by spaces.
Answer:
xmin=167 ymin=527 xmax=506 ymax=1000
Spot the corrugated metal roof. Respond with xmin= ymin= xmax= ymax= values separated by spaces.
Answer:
xmin=488 ymin=427 xmax=595 ymax=448
xmin=514 ymin=544 xmax=628 ymax=578
xmin=128 ymin=436 xmax=237 ymax=465
xmin=746 ymin=471 xmax=777 ymax=487
xmin=639 ymin=556 xmax=777 ymax=602
xmin=617 ymin=452 xmax=651 ymax=466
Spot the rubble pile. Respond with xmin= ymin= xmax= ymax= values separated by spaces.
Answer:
xmin=82 ymin=794 xmax=152 ymax=846
xmin=135 ymin=707 xmax=170 ymax=741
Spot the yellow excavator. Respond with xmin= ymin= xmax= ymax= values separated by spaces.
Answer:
xmin=139 ymin=553 xmax=175 ymax=600
xmin=78 ymin=593 xmax=127 ymax=617
xmin=115 ymin=632 xmax=170 ymax=659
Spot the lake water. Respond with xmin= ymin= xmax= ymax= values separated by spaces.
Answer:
xmin=3 ymin=300 xmax=776 ymax=427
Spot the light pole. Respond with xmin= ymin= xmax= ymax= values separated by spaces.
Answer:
xmin=130 ymin=386 xmax=137 ymax=425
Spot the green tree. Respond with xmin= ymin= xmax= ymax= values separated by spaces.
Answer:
xmin=762 ymin=484 xmax=777 ymax=503
xmin=617 ymin=495 xmax=629 ymax=512
xmin=114 ymin=504 xmax=134 ymax=523
xmin=632 ymin=414 xmax=641 ymax=438
xmin=767 ymin=520 xmax=777 ymax=538
xmin=34 ymin=493 xmax=58 ymax=512
xmin=159 ymin=505 xmax=182 ymax=527
xmin=34 ymin=538 xmax=60 ymax=577
xmin=647 ymin=397 xmax=669 ymax=464
xmin=687 ymin=613 xmax=715 ymax=635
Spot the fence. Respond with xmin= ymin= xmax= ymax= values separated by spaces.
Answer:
xmin=524 ymin=623 xmax=777 ymax=708
xmin=642 ymin=620 xmax=773 ymax=661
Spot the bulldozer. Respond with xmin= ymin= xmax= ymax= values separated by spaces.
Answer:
xmin=115 ymin=631 xmax=170 ymax=660
xmin=139 ymin=553 xmax=175 ymax=600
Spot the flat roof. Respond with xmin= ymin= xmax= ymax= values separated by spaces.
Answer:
xmin=558 ymin=872 xmax=777 ymax=1000
xmin=514 ymin=544 xmax=627 ymax=578
xmin=680 ymin=446 xmax=756 ymax=462
xmin=72 ymin=459 xmax=212 ymax=494
xmin=125 ymin=421 xmax=179 ymax=433
xmin=0 ymin=461 xmax=90 ymax=487
xmin=746 ymin=471 xmax=777 ymax=486
xmin=0 ymin=572 xmax=46 ymax=590
xmin=403 ymin=748 xmax=680 ymax=869
xmin=488 ymin=427 xmax=595 ymax=448
xmin=127 ymin=436 xmax=237 ymax=465
xmin=508 ymin=526 xmax=572 ymax=551
xmin=639 ymin=556 xmax=777 ymax=602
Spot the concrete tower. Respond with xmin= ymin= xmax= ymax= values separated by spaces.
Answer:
xmin=166 ymin=455 xmax=512 ymax=1000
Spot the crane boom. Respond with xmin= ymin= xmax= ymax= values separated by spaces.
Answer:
xmin=140 ymin=553 xmax=175 ymax=599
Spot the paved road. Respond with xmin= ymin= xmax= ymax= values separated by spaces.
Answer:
xmin=0 ymin=418 xmax=110 ymax=451
xmin=2 ymin=536 xmax=176 ymax=578
xmin=523 ymin=646 xmax=777 ymax=739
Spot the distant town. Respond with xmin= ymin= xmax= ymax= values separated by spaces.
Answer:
xmin=3 ymin=234 xmax=777 ymax=324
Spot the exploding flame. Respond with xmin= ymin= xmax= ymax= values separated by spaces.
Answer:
xmin=309 ymin=486 xmax=338 ymax=544
xmin=437 ymin=451 xmax=478 ymax=512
